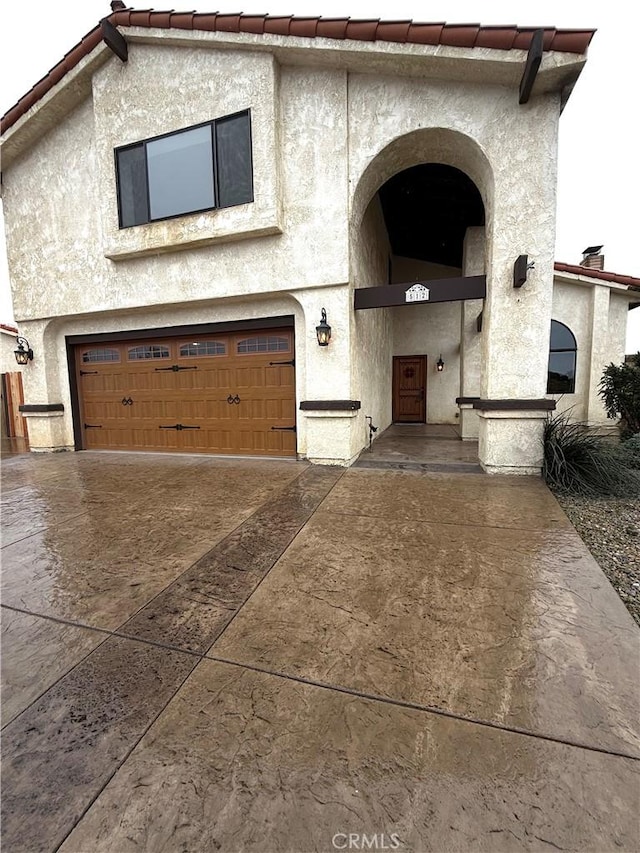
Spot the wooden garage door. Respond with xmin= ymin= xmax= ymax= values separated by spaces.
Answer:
xmin=76 ymin=330 xmax=296 ymax=457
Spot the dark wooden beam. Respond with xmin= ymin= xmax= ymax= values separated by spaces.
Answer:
xmin=519 ymin=29 xmax=544 ymax=104
xmin=19 ymin=403 xmax=64 ymax=413
xmin=299 ymin=400 xmax=361 ymax=411
xmin=472 ymin=398 xmax=555 ymax=412
xmin=354 ymin=275 xmax=486 ymax=310
xmin=101 ymin=19 xmax=128 ymax=62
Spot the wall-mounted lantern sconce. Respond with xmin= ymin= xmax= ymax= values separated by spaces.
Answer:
xmin=513 ymin=254 xmax=535 ymax=288
xmin=14 ymin=337 xmax=33 ymax=365
xmin=316 ymin=308 xmax=331 ymax=347
xmin=436 ymin=355 xmax=445 ymax=372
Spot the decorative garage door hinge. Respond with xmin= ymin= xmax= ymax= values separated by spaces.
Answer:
xmin=271 ymin=425 xmax=297 ymax=432
xmin=80 ymin=370 xmax=99 ymax=375
xmin=159 ymin=424 xmax=201 ymax=430
xmin=84 ymin=423 xmax=102 ymax=428
xmin=269 ymin=358 xmax=295 ymax=366
xmin=154 ymin=365 xmax=199 ymax=372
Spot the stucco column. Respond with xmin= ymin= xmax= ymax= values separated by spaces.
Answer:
xmin=477 ymin=104 xmax=558 ymax=474
xmin=16 ymin=320 xmax=73 ymax=452
xmin=459 ymin=226 xmax=485 ymax=439
xmin=586 ymin=284 xmax=611 ymax=425
xmin=293 ymin=286 xmax=360 ymax=465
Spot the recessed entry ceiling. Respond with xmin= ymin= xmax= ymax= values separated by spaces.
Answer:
xmin=379 ymin=164 xmax=485 ymax=268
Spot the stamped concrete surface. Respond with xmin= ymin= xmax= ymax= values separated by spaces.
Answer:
xmin=1 ymin=451 xmax=639 ymax=853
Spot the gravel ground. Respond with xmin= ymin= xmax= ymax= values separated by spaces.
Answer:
xmin=555 ymin=492 xmax=640 ymax=626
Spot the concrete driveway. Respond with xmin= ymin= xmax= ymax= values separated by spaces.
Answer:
xmin=1 ymin=451 xmax=638 ymax=853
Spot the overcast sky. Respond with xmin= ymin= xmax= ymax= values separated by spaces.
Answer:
xmin=1 ymin=0 xmax=638 ymax=348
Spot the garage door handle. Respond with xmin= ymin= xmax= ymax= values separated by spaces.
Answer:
xmin=121 ymin=397 xmax=133 ymax=406
xmin=227 ymin=395 xmax=241 ymax=404
xmin=159 ymin=424 xmax=200 ymax=430
xmin=155 ymin=365 xmax=199 ymax=372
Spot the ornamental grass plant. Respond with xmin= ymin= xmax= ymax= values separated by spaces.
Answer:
xmin=542 ymin=411 xmax=640 ymax=497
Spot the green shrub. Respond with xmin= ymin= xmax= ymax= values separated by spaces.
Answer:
xmin=598 ymin=353 xmax=640 ymax=438
xmin=620 ymin=433 xmax=640 ymax=470
xmin=542 ymin=412 xmax=640 ymax=496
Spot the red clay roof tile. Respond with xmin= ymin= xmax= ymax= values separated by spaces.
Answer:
xmin=289 ymin=17 xmax=321 ymax=38
xmin=440 ymin=24 xmax=481 ymax=48
xmin=406 ymin=23 xmax=445 ymax=46
xmin=376 ymin=20 xmax=412 ymax=43
xmin=474 ymin=26 xmax=518 ymax=50
xmin=316 ymin=18 xmax=351 ymax=40
xmin=0 ymin=8 xmax=596 ymax=136
xmin=238 ymin=14 xmax=268 ymax=35
xmin=263 ymin=16 xmax=292 ymax=36
xmin=214 ymin=13 xmax=243 ymax=32
xmin=344 ymin=20 xmax=379 ymax=41
xmin=554 ymin=262 xmax=640 ymax=290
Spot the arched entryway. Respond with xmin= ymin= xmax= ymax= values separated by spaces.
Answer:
xmin=351 ymin=130 xmax=491 ymax=457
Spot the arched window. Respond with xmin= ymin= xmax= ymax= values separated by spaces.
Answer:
xmin=547 ymin=320 xmax=576 ymax=394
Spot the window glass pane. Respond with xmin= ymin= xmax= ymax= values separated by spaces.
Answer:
xmin=128 ymin=345 xmax=170 ymax=360
xmin=547 ymin=352 xmax=576 ymax=394
xmin=147 ymin=126 xmax=215 ymax=220
xmin=237 ymin=336 xmax=289 ymax=354
xmin=216 ymin=112 xmax=253 ymax=208
xmin=117 ymin=145 xmax=149 ymax=227
xmin=550 ymin=320 xmax=576 ymax=350
xmin=179 ymin=341 xmax=226 ymax=357
xmin=82 ymin=348 xmax=120 ymax=363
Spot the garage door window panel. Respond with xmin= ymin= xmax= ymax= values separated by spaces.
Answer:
xmin=237 ymin=336 xmax=290 ymax=354
xmin=128 ymin=345 xmax=171 ymax=360
xmin=82 ymin=348 xmax=121 ymax=363
xmin=178 ymin=341 xmax=227 ymax=357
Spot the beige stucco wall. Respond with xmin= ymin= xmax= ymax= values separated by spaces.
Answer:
xmin=2 ymin=52 xmax=350 ymax=322
xmin=2 ymin=31 xmax=602 ymax=469
xmin=549 ymin=278 xmax=633 ymax=426
xmin=351 ymin=195 xmax=393 ymax=446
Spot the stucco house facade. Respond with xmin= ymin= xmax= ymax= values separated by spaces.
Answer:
xmin=1 ymin=6 xmax=638 ymax=472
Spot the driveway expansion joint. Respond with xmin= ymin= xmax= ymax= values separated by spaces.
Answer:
xmin=202 ymin=653 xmax=640 ymax=764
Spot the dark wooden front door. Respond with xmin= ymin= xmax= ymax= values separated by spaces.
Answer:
xmin=393 ymin=355 xmax=426 ymax=423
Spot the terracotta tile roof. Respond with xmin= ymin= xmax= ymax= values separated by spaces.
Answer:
xmin=554 ymin=262 xmax=640 ymax=291
xmin=1 ymin=7 xmax=595 ymax=135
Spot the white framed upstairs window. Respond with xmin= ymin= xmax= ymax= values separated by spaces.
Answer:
xmin=115 ymin=110 xmax=253 ymax=228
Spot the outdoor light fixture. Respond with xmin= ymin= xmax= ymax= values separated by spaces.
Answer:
xmin=14 ymin=337 xmax=33 ymax=365
xmin=513 ymin=254 xmax=535 ymax=288
xmin=316 ymin=308 xmax=331 ymax=347
xmin=436 ymin=355 xmax=445 ymax=372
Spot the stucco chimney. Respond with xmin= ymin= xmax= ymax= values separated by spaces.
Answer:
xmin=580 ymin=245 xmax=605 ymax=270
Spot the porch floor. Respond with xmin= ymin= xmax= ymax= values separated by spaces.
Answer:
xmin=355 ymin=423 xmax=482 ymax=473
